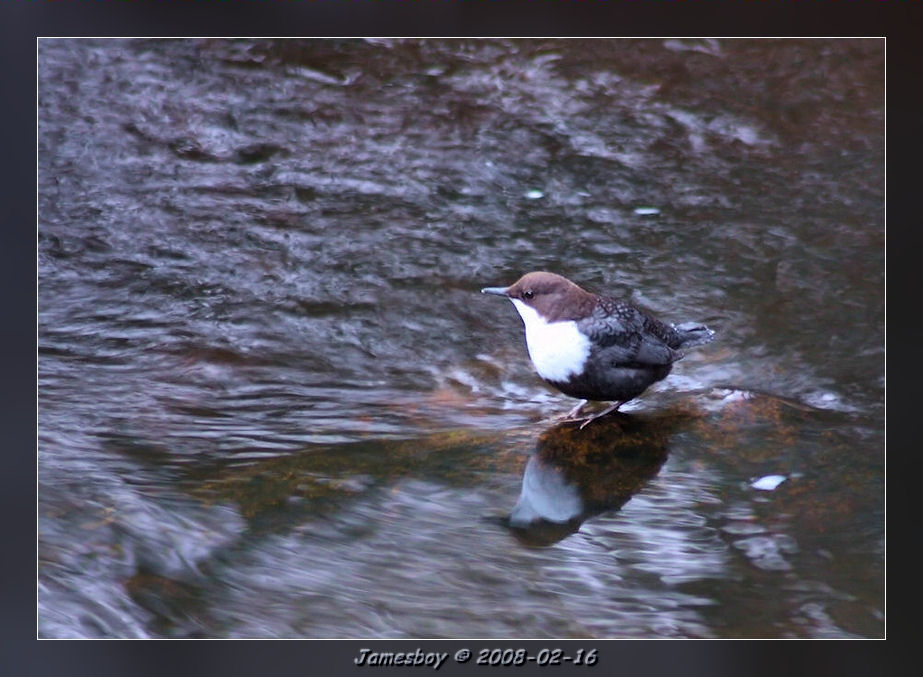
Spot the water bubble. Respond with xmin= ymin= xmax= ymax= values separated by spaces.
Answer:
xmin=751 ymin=475 xmax=787 ymax=491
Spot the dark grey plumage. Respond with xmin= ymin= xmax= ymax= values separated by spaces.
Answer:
xmin=566 ymin=295 xmax=714 ymax=402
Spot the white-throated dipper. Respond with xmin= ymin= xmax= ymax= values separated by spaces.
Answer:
xmin=481 ymin=271 xmax=715 ymax=427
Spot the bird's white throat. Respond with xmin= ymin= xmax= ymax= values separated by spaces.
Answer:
xmin=510 ymin=299 xmax=590 ymax=383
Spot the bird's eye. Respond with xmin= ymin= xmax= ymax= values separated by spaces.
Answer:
xmin=523 ymin=290 xmax=534 ymax=300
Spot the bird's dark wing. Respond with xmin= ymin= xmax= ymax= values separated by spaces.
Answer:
xmin=578 ymin=298 xmax=682 ymax=367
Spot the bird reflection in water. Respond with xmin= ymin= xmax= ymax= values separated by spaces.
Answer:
xmin=506 ymin=411 xmax=689 ymax=546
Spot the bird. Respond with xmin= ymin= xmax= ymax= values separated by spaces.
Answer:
xmin=481 ymin=271 xmax=715 ymax=428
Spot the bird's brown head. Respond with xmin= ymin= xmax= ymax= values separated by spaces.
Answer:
xmin=481 ymin=271 xmax=597 ymax=322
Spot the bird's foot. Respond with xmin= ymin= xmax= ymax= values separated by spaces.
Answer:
xmin=575 ymin=401 xmax=624 ymax=430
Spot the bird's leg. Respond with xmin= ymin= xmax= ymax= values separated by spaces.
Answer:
xmin=548 ymin=399 xmax=588 ymax=423
xmin=563 ymin=399 xmax=588 ymax=419
xmin=577 ymin=401 xmax=624 ymax=430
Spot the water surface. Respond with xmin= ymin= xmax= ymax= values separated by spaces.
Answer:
xmin=38 ymin=38 xmax=884 ymax=638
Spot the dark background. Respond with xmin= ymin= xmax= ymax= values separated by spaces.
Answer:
xmin=7 ymin=0 xmax=903 ymax=674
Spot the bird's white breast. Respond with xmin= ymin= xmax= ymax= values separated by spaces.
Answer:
xmin=510 ymin=299 xmax=590 ymax=383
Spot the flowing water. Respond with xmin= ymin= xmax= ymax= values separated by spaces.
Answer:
xmin=38 ymin=38 xmax=884 ymax=639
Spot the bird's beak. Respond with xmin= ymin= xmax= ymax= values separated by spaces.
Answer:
xmin=480 ymin=286 xmax=510 ymax=297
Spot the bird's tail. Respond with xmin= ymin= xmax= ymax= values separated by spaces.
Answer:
xmin=671 ymin=321 xmax=716 ymax=349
